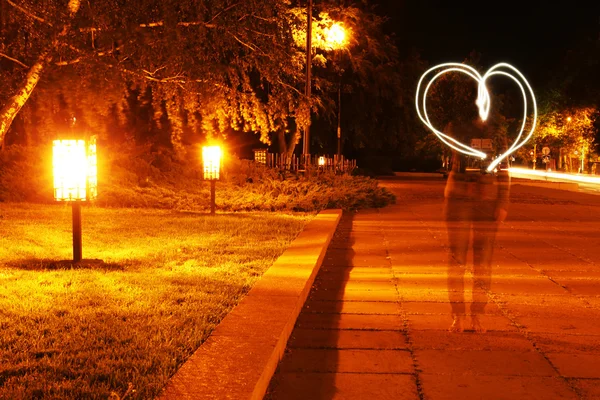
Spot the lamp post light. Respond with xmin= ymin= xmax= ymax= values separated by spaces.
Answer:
xmin=52 ymin=137 xmax=98 ymax=263
xmin=202 ymin=146 xmax=222 ymax=215
xmin=318 ymin=156 xmax=326 ymax=171
xmin=560 ymin=116 xmax=572 ymax=171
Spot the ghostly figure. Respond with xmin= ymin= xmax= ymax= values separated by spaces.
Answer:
xmin=443 ymin=119 xmax=510 ymax=332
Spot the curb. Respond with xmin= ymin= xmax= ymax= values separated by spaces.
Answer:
xmin=159 ymin=209 xmax=343 ymax=400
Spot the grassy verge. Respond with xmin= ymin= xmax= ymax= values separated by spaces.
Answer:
xmin=0 ymin=203 xmax=311 ymax=399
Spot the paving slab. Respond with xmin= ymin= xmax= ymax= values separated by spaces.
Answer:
xmin=419 ymin=374 xmax=578 ymax=400
xmin=267 ymin=372 xmax=418 ymax=400
xmin=312 ymin=279 xmax=395 ymax=292
xmin=278 ymin=348 xmax=414 ymax=374
xmin=545 ymin=353 xmax=600 ymax=378
xmin=287 ymin=328 xmax=408 ymax=349
xmin=410 ymin=331 xmax=536 ymax=351
xmin=319 ymin=266 xmax=391 ymax=276
xmin=303 ymin=300 xmax=400 ymax=315
xmin=401 ymin=301 xmax=502 ymax=315
xmin=310 ymin=287 xmax=398 ymax=302
xmin=406 ymin=314 xmax=517 ymax=332
xmin=530 ymin=333 xmax=600 ymax=353
xmin=515 ymin=316 xmax=600 ymax=335
xmin=295 ymin=313 xmax=403 ymax=331
xmin=559 ymin=279 xmax=600 ymax=296
xmin=415 ymin=349 xmax=558 ymax=376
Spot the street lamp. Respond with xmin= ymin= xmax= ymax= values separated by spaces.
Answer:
xmin=560 ymin=116 xmax=572 ymax=171
xmin=324 ymin=22 xmax=348 ymax=164
xmin=202 ymin=145 xmax=222 ymax=215
xmin=52 ymin=137 xmax=98 ymax=262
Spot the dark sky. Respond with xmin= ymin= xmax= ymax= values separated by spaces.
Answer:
xmin=372 ymin=0 xmax=599 ymax=87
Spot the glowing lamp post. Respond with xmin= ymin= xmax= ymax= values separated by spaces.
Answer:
xmin=53 ymin=138 xmax=97 ymax=262
xmin=318 ymin=156 xmax=326 ymax=169
xmin=202 ymin=146 xmax=222 ymax=215
xmin=325 ymin=22 xmax=349 ymax=162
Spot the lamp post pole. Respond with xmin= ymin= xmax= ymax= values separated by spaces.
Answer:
xmin=72 ymin=201 xmax=82 ymax=263
xmin=337 ymin=74 xmax=341 ymax=161
xmin=302 ymin=0 xmax=312 ymax=165
xmin=210 ymin=180 xmax=216 ymax=215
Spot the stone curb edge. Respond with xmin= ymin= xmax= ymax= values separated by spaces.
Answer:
xmin=159 ymin=209 xmax=343 ymax=400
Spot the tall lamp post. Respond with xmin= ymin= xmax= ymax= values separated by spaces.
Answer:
xmin=202 ymin=145 xmax=222 ymax=215
xmin=325 ymin=22 xmax=348 ymax=162
xmin=52 ymin=137 xmax=98 ymax=263
xmin=302 ymin=0 xmax=313 ymax=163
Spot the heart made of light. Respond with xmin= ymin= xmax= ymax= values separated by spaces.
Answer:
xmin=415 ymin=62 xmax=537 ymax=172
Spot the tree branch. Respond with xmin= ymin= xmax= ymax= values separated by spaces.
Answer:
xmin=244 ymin=27 xmax=276 ymax=38
xmin=277 ymin=79 xmax=303 ymax=95
xmin=54 ymin=44 xmax=125 ymax=66
xmin=0 ymin=52 xmax=29 ymax=68
xmin=6 ymin=0 xmax=52 ymax=26
xmin=209 ymin=2 xmax=241 ymax=24
xmin=139 ymin=20 xmax=216 ymax=29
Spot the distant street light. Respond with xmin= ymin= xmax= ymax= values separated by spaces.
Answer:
xmin=202 ymin=146 xmax=222 ymax=215
xmin=52 ymin=137 xmax=98 ymax=262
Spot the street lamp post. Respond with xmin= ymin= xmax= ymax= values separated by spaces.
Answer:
xmin=337 ymin=74 xmax=342 ymax=161
xmin=325 ymin=22 xmax=348 ymax=164
xmin=302 ymin=0 xmax=313 ymax=164
xmin=52 ymin=137 xmax=98 ymax=263
xmin=202 ymin=146 xmax=222 ymax=215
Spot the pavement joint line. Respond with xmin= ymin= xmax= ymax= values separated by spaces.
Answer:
xmin=382 ymin=208 xmax=427 ymax=400
xmin=472 ymin=271 xmax=584 ymax=398
xmin=293 ymin=328 xmax=407 ymax=332
xmin=497 ymin=244 xmax=596 ymax=309
xmin=159 ymin=209 xmax=342 ymax=400
xmin=502 ymin=215 xmax=596 ymax=265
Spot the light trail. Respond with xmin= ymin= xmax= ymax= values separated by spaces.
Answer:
xmin=509 ymin=167 xmax=600 ymax=184
xmin=416 ymin=63 xmax=537 ymax=172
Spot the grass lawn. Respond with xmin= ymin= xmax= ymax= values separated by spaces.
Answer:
xmin=0 ymin=203 xmax=312 ymax=399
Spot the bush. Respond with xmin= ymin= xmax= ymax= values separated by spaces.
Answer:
xmin=0 ymin=144 xmax=395 ymax=211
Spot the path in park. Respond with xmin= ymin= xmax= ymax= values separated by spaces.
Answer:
xmin=265 ymin=177 xmax=600 ymax=400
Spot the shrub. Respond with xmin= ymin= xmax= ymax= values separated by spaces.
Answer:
xmin=0 ymin=144 xmax=395 ymax=211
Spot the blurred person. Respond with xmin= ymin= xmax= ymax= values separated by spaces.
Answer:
xmin=443 ymin=118 xmax=510 ymax=332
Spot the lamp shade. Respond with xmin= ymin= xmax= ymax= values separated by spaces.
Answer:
xmin=53 ymin=138 xmax=97 ymax=201
xmin=202 ymin=146 xmax=222 ymax=180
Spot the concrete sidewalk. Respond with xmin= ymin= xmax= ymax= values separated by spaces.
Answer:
xmin=266 ymin=178 xmax=600 ymax=399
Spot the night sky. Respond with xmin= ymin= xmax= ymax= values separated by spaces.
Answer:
xmin=373 ymin=0 xmax=599 ymax=88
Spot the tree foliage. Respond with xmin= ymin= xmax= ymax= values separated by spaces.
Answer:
xmin=0 ymin=0 xmax=310 ymax=152
xmin=1 ymin=0 xmax=405 ymax=161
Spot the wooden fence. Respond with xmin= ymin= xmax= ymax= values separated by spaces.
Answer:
xmin=253 ymin=150 xmax=356 ymax=174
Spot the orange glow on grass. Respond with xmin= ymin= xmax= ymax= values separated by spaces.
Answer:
xmin=53 ymin=139 xmax=97 ymax=201
xmin=202 ymin=146 xmax=222 ymax=180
